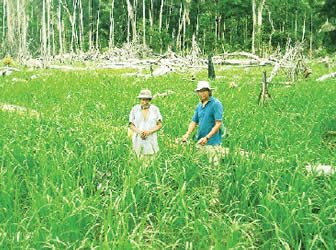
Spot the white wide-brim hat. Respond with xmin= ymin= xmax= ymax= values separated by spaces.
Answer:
xmin=194 ymin=81 xmax=215 ymax=92
xmin=137 ymin=89 xmax=152 ymax=99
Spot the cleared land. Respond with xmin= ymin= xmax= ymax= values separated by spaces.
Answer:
xmin=0 ymin=63 xmax=335 ymax=248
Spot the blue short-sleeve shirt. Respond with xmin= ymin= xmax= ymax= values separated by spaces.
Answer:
xmin=192 ymin=96 xmax=223 ymax=145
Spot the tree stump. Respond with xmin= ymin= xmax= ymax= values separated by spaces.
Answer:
xmin=150 ymin=64 xmax=153 ymax=76
xmin=258 ymin=72 xmax=274 ymax=105
xmin=303 ymin=67 xmax=312 ymax=78
xmin=208 ymin=55 xmax=216 ymax=79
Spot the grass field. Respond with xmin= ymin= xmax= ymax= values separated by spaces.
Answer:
xmin=0 ymin=62 xmax=335 ymax=248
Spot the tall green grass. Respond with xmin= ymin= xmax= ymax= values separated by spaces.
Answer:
xmin=0 ymin=63 xmax=335 ymax=248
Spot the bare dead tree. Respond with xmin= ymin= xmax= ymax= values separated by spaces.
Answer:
xmin=142 ymin=0 xmax=145 ymax=46
xmin=309 ymin=13 xmax=313 ymax=58
xmin=267 ymin=8 xmax=275 ymax=52
xmin=126 ymin=0 xmax=137 ymax=42
xmin=22 ymin=0 xmax=28 ymax=57
xmin=252 ymin=0 xmax=256 ymax=54
xmin=47 ymin=0 xmax=51 ymax=57
xmin=302 ymin=10 xmax=306 ymax=43
xmin=62 ymin=0 xmax=78 ymax=54
xmin=149 ymin=0 xmax=153 ymax=46
xmin=41 ymin=0 xmax=47 ymax=57
xmin=88 ymin=0 xmax=93 ymax=50
xmin=159 ymin=0 xmax=164 ymax=53
xmin=58 ymin=0 xmax=63 ymax=56
xmin=2 ymin=0 xmax=6 ymax=45
xmin=109 ymin=0 xmax=115 ymax=49
xmin=176 ymin=2 xmax=183 ymax=51
xmin=6 ymin=0 xmax=15 ymax=53
xmin=96 ymin=0 xmax=100 ymax=50
xmin=79 ymin=0 xmax=84 ymax=52
xmin=267 ymin=41 xmax=307 ymax=83
xmin=252 ymin=0 xmax=266 ymax=55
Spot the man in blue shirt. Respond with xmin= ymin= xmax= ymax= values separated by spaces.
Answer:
xmin=182 ymin=81 xmax=223 ymax=146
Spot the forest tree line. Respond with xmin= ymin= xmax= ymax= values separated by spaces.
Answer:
xmin=1 ymin=0 xmax=335 ymax=59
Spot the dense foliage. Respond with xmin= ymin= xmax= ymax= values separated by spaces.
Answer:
xmin=0 ymin=0 xmax=335 ymax=58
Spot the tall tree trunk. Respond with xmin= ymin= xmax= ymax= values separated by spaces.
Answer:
xmin=2 ymin=0 xmax=6 ymax=43
xmin=244 ymin=17 xmax=248 ymax=45
xmin=134 ymin=0 xmax=137 ymax=39
xmin=22 ymin=0 xmax=27 ymax=57
xmin=6 ymin=0 xmax=15 ymax=50
xmin=62 ymin=20 xmax=66 ymax=53
xmin=182 ymin=6 xmax=187 ymax=53
xmin=257 ymin=0 xmax=266 ymax=29
xmin=252 ymin=0 xmax=266 ymax=55
xmin=142 ymin=0 xmax=145 ymax=46
xmin=252 ymin=0 xmax=256 ymax=54
xmin=62 ymin=0 xmax=78 ymax=54
xmin=47 ymin=0 xmax=51 ymax=56
xmin=126 ymin=0 xmax=136 ymax=42
xmin=52 ymin=20 xmax=55 ymax=56
xmin=159 ymin=0 xmax=164 ymax=53
xmin=268 ymin=9 xmax=275 ymax=50
xmin=58 ymin=0 xmax=63 ymax=55
xmin=109 ymin=0 xmax=115 ymax=49
xmin=79 ymin=0 xmax=84 ymax=52
xmin=149 ymin=0 xmax=154 ymax=45
xmin=217 ymin=16 xmax=221 ymax=41
xmin=17 ymin=0 xmax=21 ymax=55
xmin=42 ymin=0 xmax=47 ymax=57
xmin=257 ymin=0 xmax=266 ymax=54
xmin=96 ymin=0 xmax=100 ymax=50
xmin=127 ymin=9 xmax=130 ymax=43
xmin=215 ymin=15 xmax=218 ymax=41
xmin=295 ymin=0 xmax=298 ymax=40
xmin=88 ymin=0 xmax=93 ymax=50
xmin=72 ymin=0 xmax=78 ymax=53
xmin=309 ymin=13 xmax=313 ymax=58
xmin=176 ymin=3 xmax=183 ymax=52
xmin=223 ymin=21 xmax=225 ymax=41
xmin=302 ymin=11 xmax=306 ymax=42
xmin=166 ymin=1 xmax=172 ymax=32
xmin=196 ymin=2 xmax=199 ymax=37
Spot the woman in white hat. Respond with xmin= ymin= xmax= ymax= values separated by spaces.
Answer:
xmin=129 ymin=89 xmax=162 ymax=156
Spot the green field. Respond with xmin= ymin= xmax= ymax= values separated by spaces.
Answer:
xmin=0 ymin=63 xmax=335 ymax=248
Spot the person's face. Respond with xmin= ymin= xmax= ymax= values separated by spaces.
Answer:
xmin=140 ymin=98 xmax=151 ymax=109
xmin=198 ymin=88 xmax=210 ymax=102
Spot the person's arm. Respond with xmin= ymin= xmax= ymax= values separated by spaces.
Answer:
xmin=198 ymin=120 xmax=221 ymax=145
xmin=129 ymin=122 xmax=143 ymax=135
xmin=182 ymin=121 xmax=197 ymax=142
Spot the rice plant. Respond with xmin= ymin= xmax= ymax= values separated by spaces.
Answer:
xmin=0 ymin=63 xmax=335 ymax=248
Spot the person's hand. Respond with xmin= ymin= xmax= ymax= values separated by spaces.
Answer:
xmin=197 ymin=137 xmax=208 ymax=146
xmin=182 ymin=134 xmax=189 ymax=142
xmin=142 ymin=130 xmax=151 ymax=139
xmin=137 ymin=130 xmax=145 ymax=139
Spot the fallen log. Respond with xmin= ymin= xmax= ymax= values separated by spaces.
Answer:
xmin=316 ymin=72 xmax=336 ymax=81
xmin=0 ymin=67 xmax=21 ymax=77
xmin=0 ymin=67 xmax=21 ymax=72
xmin=213 ymin=52 xmax=274 ymax=66
xmin=152 ymin=65 xmax=173 ymax=76
xmin=49 ymin=65 xmax=91 ymax=70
